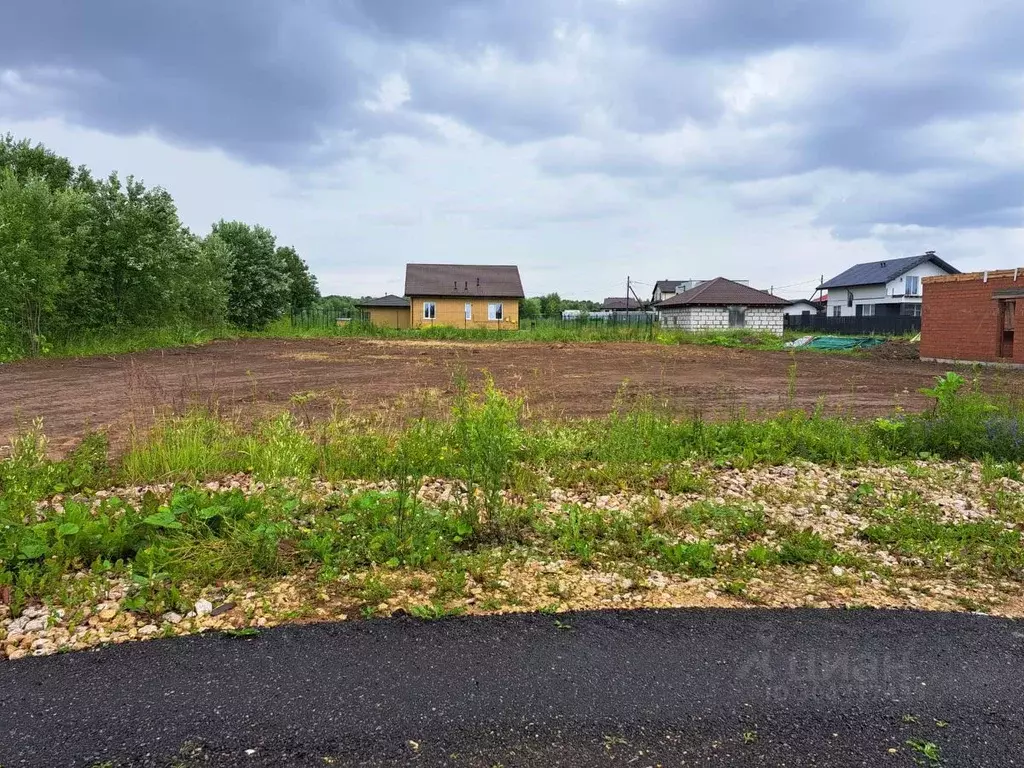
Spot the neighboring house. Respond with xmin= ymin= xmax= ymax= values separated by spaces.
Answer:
xmin=355 ymin=294 xmax=411 ymax=329
xmin=921 ymin=269 xmax=1024 ymax=364
xmin=782 ymin=298 xmax=826 ymax=318
xmin=404 ymin=263 xmax=524 ymax=329
xmin=819 ymin=252 xmax=958 ymax=318
xmin=655 ymin=277 xmax=787 ymax=335
xmin=601 ymin=297 xmax=645 ymax=311
xmin=651 ymin=279 xmax=749 ymax=304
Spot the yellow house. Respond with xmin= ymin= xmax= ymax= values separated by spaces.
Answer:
xmin=361 ymin=264 xmax=525 ymax=330
xmin=355 ymin=294 xmax=411 ymax=329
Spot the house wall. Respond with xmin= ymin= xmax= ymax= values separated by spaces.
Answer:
xmin=826 ymin=261 xmax=952 ymax=317
xmin=410 ymin=297 xmax=520 ymax=329
xmin=366 ymin=307 xmax=411 ymax=329
xmin=921 ymin=271 xmax=1024 ymax=364
xmin=659 ymin=306 xmax=784 ymax=335
xmin=783 ymin=301 xmax=819 ymax=316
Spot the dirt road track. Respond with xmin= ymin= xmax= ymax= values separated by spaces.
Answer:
xmin=0 ymin=338 xmax=1011 ymax=454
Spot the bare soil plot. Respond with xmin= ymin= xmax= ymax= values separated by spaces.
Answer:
xmin=1 ymin=338 xmax=1018 ymax=453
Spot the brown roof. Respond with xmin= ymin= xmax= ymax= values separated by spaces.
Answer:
xmin=404 ymin=264 xmax=524 ymax=298
xmin=655 ymin=277 xmax=786 ymax=308
xmin=601 ymin=297 xmax=646 ymax=310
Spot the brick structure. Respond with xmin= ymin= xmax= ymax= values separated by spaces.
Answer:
xmin=921 ymin=270 xmax=1024 ymax=364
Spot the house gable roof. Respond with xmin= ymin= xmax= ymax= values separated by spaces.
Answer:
xmin=404 ymin=264 xmax=524 ymax=298
xmin=602 ymin=297 xmax=644 ymax=310
xmin=819 ymin=253 xmax=959 ymax=290
xmin=654 ymin=280 xmax=684 ymax=293
xmin=356 ymin=294 xmax=410 ymax=308
xmin=655 ymin=277 xmax=786 ymax=308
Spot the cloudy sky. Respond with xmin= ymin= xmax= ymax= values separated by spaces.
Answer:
xmin=2 ymin=1 xmax=1021 ymax=300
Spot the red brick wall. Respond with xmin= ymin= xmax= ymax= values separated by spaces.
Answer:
xmin=921 ymin=273 xmax=1024 ymax=363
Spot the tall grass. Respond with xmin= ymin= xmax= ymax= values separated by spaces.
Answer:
xmin=3 ymin=371 xmax=1023 ymax=616
xmin=258 ymin=317 xmax=787 ymax=348
xmin=109 ymin=372 xmax=1024 ymax=486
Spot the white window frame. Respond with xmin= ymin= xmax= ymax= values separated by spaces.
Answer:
xmin=905 ymin=275 xmax=920 ymax=296
xmin=857 ymin=303 xmax=875 ymax=317
xmin=488 ymin=302 xmax=503 ymax=321
xmin=833 ymin=305 xmax=842 ymax=317
xmin=423 ymin=301 xmax=436 ymax=320
xmin=465 ymin=302 xmax=472 ymax=321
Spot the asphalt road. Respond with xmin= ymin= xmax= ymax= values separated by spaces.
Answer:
xmin=1 ymin=609 xmax=1022 ymax=767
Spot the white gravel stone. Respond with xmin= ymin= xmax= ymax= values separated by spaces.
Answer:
xmin=194 ymin=599 xmax=214 ymax=617
xmin=23 ymin=617 xmax=47 ymax=633
xmin=139 ymin=624 xmax=159 ymax=636
xmin=162 ymin=612 xmax=183 ymax=625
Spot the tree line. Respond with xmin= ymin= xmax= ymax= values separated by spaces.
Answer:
xmin=306 ymin=293 xmax=601 ymax=321
xmin=0 ymin=135 xmax=319 ymax=357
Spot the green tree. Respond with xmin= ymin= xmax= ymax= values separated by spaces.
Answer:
xmin=213 ymin=220 xmax=290 ymax=330
xmin=519 ymin=297 xmax=542 ymax=320
xmin=278 ymin=245 xmax=319 ymax=313
xmin=60 ymin=173 xmax=191 ymax=330
xmin=0 ymin=170 xmax=85 ymax=354
xmin=0 ymin=134 xmax=77 ymax=191
xmin=539 ymin=293 xmax=563 ymax=318
xmin=174 ymin=232 xmax=231 ymax=328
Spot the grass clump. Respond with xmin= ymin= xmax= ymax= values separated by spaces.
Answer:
xmin=861 ymin=510 xmax=1023 ymax=577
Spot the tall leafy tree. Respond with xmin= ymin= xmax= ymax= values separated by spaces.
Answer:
xmin=278 ymin=245 xmax=319 ymax=313
xmin=0 ymin=134 xmax=77 ymax=191
xmin=518 ymin=297 xmax=542 ymax=320
xmin=213 ymin=220 xmax=291 ymax=330
xmin=0 ymin=170 xmax=85 ymax=354
xmin=539 ymin=293 xmax=563 ymax=318
xmin=61 ymin=173 xmax=190 ymax=330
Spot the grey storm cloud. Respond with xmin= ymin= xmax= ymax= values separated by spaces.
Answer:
xmin=1 ymin=0 xmax=1021 ymax=235
xmin=0 ymin=0 xmax=363 ymax=163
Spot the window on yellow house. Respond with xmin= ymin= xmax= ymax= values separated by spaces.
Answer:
xmin=423 ymin=302 xmax=436 ymax=320
xmin=488 ymin=303 xmax=503 ymax=321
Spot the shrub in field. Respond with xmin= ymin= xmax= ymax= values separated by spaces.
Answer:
xmin=889 ymin=372 xmax=1024 ymax=462
xmin=451 ymin=376 xmax=524 ymax=533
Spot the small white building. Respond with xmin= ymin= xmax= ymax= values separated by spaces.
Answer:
xmin=819 ymin=252 xmax=958 ymax=318
xmin=783 ymin=299 xmax=825 ymax=317
xmin=655 ymin=277 xmax=786 ymax=335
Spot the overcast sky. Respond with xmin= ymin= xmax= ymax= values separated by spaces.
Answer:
xmin=2 ymin=1 xmax=1021 ymax=300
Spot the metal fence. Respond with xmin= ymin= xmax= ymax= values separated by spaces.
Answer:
xmin=289 ymin=309 xmax=356 ymax=328
xmin=784 ymin=314 xmax=921 ymax=336
xmin=546 ymin=312 xmax=657 ymax=327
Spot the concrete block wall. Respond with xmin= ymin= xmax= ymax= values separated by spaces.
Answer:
xmin=921 ymin=271 xmax=1024 ymax=363
xmin=659 ymin=306 xmax=784 ymax=335
xmin=746 ymin=307 xmax=784 ymax=335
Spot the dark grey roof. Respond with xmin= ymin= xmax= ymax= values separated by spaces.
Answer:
xmin=356 ymin=294 xmax=410 ymax=308
xmin=656 ymin=278 xmax=786 ymax=308
xmin=602 ymin=297 xmax=644 ymax=310
xmin=819 ymin=253 xmax=958 ymax=290
xmin=404 ymin=264 xmax=524 ymax=298
xmin=654 ymin=280 xmax=684 ymax=293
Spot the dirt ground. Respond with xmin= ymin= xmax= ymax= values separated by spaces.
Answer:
xmin=1 ymin=338 xmax=1018 ymax=454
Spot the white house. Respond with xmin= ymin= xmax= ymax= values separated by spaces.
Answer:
xmin=655 ymin=277 xmax=787 ymax=335
xmin=819 ymin=252 xmax=958 ymax=318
